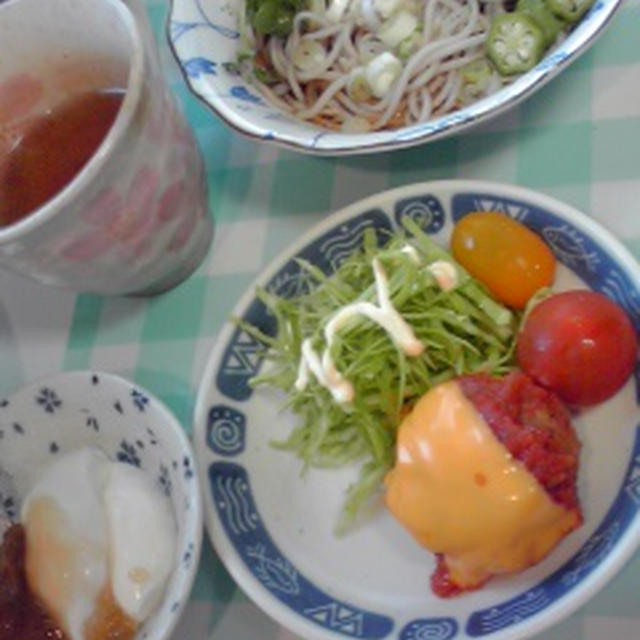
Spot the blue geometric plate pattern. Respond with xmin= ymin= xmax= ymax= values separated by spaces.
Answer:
xmin=216 ymin=209 xmax=392 ymax=401
xmin=452 ymin=193 xmax=640 ymax=332
xmin=195 ymin=182 xmax=640 ymax=640
xmin=210 ymin=462 xmax=393 ymax=638
xmin=466 ymin=426 xmax=640 ymax=636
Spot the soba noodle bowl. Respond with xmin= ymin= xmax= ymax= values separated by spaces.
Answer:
xmin=237 ymin=0 xmax=583 ymax=132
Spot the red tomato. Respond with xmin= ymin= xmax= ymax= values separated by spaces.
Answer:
xmin=451 ymin=212 xmax=556 ymax=309
xmin=516 ymin=290 xmax=638 ymax=406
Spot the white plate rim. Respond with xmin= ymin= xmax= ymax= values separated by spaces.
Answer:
xmin=193 ymin=180 xmax=640 ymax=640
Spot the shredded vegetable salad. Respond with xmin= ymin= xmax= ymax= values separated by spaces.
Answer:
xmin=240 ymin=219 xmax=522 ymax=531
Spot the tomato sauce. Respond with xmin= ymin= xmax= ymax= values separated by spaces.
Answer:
xmin=458 ymin=371 xmax=581 ymax=511
xmin=0 ymin=88 xmax=124 ymax=227
xmin=0 ymin=523 xmax=67 ymax=640
xmin=428 ymin=372 xmax=582 ymax=598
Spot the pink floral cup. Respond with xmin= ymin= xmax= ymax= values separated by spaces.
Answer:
xmin=0 ymin=0 xmax=212 ymax=295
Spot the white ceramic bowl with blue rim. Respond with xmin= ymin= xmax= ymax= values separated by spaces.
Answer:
xmin=194 ymin=180 xmax=640 ymax=640
xmin=167 ymin=1 xmax=622 ymax=155
xmin=0 ymin=371 xmax=203 ymax=640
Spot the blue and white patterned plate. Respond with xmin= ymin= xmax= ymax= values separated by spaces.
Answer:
xmin=194 ymin=181 xmax=640 ymax=640
xmin=0 ymin=371 xmax=203 ymax=640
xmin=167 ymin=1 xmax=622 ymax=155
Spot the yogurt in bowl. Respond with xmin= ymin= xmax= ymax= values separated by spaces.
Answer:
xmin=0 ymin=371 xmax=203 ymax=640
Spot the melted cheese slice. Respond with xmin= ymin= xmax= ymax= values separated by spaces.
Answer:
xmin=385 ymin=381 xmax=579 ymax=588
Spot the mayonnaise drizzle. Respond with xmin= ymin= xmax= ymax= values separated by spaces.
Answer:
xmin=295 ymin=255 xmax=425 ymax=403
xmin=400 ymin=244 xmax=421 ymax=265
xmin=427 ymin=260 xmax=458 ymax=291
xmin=293 ymin=244 xmax=461 ymax=403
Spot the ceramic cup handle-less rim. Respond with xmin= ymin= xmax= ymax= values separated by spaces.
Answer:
xmin=0 ymin=0 xmax=144 ymax=244
xmin=0 ymin=0 xmax=213 ymax=296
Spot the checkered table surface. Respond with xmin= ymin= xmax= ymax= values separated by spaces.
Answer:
xmin=1 ymin=0 xmax=639 ymax=638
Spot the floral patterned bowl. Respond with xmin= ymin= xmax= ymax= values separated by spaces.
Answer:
xmin=167 ymin=0 xmax=621 ymax=155
xmin=0 ymin=371 xmax=203 ymax=640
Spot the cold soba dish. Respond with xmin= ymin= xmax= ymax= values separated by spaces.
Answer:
xmin=237 ymin=0 xmax=597 ymax=131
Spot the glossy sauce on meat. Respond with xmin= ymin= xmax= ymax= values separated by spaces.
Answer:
xmin=385 ymin=372 xmax=582 ymax=598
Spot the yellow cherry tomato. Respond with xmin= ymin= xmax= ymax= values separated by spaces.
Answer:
xmin=451 ymin=211 xmax=556 ymax=309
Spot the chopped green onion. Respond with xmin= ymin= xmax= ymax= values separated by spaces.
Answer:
xmin=347 ymin=67 xmax=373 ymax=103
xmin=378 ymin=10 xmax=419 ymax=49
xmin=458 ymin=57 xmax=496 ymax=104
xmin=397 ymin=30 xmax=423 ymax=60
xmin=461 ymin=58 xmax=494 ymax=86
xmin=292 ymin=39 xmax=326 ymax=71
xmin=365 ymin=51 xmax=403 ymax=99
xmin=254 ymin=65 xmax=280 ymax=84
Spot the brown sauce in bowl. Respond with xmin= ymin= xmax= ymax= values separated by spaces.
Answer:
xmin=0 ymin=523 xmax=67 ymax=640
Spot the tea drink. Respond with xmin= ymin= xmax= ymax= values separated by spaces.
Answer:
xmin=0 ymin=88 xmax=125 ymax=226
xmin=0 ymin=0 xmax=212 ymax=295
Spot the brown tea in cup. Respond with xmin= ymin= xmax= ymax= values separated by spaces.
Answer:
xmin=0 ymin=0 xmax=212 ymax=295
xmin=0 ymin=87 xmax=125 ymax=227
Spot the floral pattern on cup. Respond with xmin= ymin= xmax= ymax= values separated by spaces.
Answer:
xmin=0 ymin=0 xmax=212 ymax=295
xmin=60 ymin=166 xmax=161 ymax=262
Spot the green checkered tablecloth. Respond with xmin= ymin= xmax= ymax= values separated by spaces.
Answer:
xmin=2 ymin=0 xmax=640 ymax=638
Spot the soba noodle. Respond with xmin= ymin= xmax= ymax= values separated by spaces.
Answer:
xmin=237 ymin=0 xmax=577 ymax=132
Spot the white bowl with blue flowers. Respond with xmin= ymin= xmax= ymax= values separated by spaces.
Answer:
xmin=194 ymin=181 xmax=640 ymax=640
xmin=0 ymin=371 xmax=203 ymax=640
xmin=167 ymin=0 xmax=621 ymax=155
